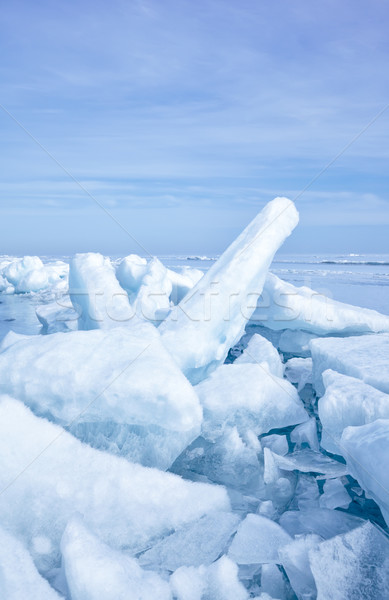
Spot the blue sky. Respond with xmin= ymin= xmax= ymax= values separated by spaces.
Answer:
xmin=0 ymin=0 xmax=388 ymax=255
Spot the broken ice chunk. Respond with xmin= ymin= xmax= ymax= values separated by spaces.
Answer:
xmin=138 ymin=512 xmax=240 ymax=571
xmin=318 ymin=370 xmax=389 ymax=455
xmin=279 ymin=534 xmax=321 ymax=600
xmin=279 ymin=508 xmax=364 ymax=540
xmin=228 ymin=514 xmax=292 ymax=565
xmin=36 ymin=299 xmax=78 ymax=334
xmin=261 ymin=434 xmax=289 ymax=456
xmin=0 ymin=322 xmax=202 ymax=469
xmin=311 ymin=333 xmax=389 ymax=396
xmin=341 ymin=419 xmax=389 ymax=526
xmin=196 ymin=363 xmax=308 ymax=441
xmin=0 ymin=396 xmax=229 ymax=574
xmin=116 ymin=254 xmax=148 ymax=294
xmin=234 ymin=333 xmax=284 ymax=378
xmin=61 ymin=516 xmax=171 ymax=600
xmin=160 ymin=197 xmax=299 ymax=383
xmin=290 ymin=419 xmax=319 ymax=452
xmin=0 ymin=526 xmax=62 ymax=599
xmin=170 ymin=556 xmax=248 ymax=600
xmin=69 ymin=253 xmax=133 ymax=330
xmin=284 ymin=357 xmax=312 ymax=391
xmin=319 ymin=478 xmax=351 ymax=510
xmin=309 ymin=521 xmax=389 ymax=600
xmin=264 ymin=448 xmax=348 ymax=478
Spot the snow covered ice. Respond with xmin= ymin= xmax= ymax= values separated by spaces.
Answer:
xmin=0 ymin=396 xmax=229 ymax=575
xmin=1 ymin=196 xmax=389 ymax=598
xmin=0 ymin=321 xmax=202 ymax=469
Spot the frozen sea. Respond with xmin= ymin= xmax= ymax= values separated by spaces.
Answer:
xmin=0 ymin=253 xmax=388 ymax=341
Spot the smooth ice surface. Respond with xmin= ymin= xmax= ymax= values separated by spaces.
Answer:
xmin=61 ymin=516 xmax=172 ymax=600
xmin=160 ymin=198 xmax=299 ymax=383
xmin=167 ymin=266 xmax=203 ymax=304
xmin=253 ymin=272 xmax=389 ymax=335
xmin=139 ymin=512 xmax=240 ymax=571
xmin=311 ymin=333 xmax=389 ymax=396
xmin=341 ymin=419 xmax=389 ymax=525
xmin=170 ymin=556 xmax=248 ymax=600
xmin=228 ymin=514 xmax=292 ymax=565
xmin=69 ymin=253 xmax=132 ymax=330
xmin=284 ymin=357 xmax=312 ymax=391
xmin=309 ymin=521 xmax=389 ymax=600
xmin=0 ymin=322 xmax=202 ymax=469
xmin=318 ymin=370 xmax=389 ymax=454
xmin=195 ymin=363 xmax=307 ymax=441
xmin=279 ymin=534 xmax=321 ymax=600
xmin=279 ymin=508 xmax=364 ymax=540
xmin=234 ymin=333 xmax=283 ymax=378
xmin=0 ymin=526 xmax=62 ymax=599
xmin=0 ymin=396 xmax=229 ymax=573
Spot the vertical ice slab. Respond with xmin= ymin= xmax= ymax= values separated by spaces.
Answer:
xmin=69 ymin=253 xmax=133 ymax=330
xmin=160 ymin=197 xmax=299 ymax=383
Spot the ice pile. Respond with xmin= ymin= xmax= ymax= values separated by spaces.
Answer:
xmin=1 ymin=196 xmax=389 ymax=598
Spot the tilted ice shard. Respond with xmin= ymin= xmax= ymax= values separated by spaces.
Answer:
xmin=69 ymin=252 xmax=133 ymax=330
xmin=318 ymin=370 xmax=389 ymax=454
xmin=234 ymin=333 xmax=284 ymax=378
xmin=0 ymin=526 xmax=62 ymax=599
xmin=341 ymin=419 xmax=389 ymax=526
xmin=309 ymin=521 xmax=389 ymax=600
xmin=0 ymin=396 xmax=229 ymax=574
xmin=310 ymin=333 xmax=389 ymax=396
xmin=228 ymin=513 xmax=292 ymax=565
xmin=252 ymin=272 xmax=389 ymax=335
xmin=279 ymin=508 xmax=364 ymax=540
xmin=0 ymin=322 xmax=202 ymax=469
xmin=195 ymin=363 xmax=308 ymax=441
xmin=61 ymin=516 xmax=172 ymax=600
xmin=160 ymin=197 xmax=299 ymax=382
xmin=138 ymin=512 xmax=240 ymax=571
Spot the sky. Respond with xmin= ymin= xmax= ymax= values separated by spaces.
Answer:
xmin=0 ymin=0 xmax=388 ymax=255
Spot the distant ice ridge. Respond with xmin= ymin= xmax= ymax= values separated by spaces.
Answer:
xmin=160 ymin=197 xmax=299 ymax=383
xmin=0 ymin=256 xmax=68 ymax=294
xmin=0 ymin=321 xmax=202 ymax=470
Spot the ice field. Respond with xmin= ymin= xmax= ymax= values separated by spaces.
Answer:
xmin=0 ymin=197 xmax=389 ymax=599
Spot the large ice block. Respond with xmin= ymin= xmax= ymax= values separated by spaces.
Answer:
xmin=0 ymin=322 xmax=202 ymax=469
xmin=0 ymin=396 xmax=229 ymax=574
xmin=311 ymin=333 xmax=389 ymax=396
xmin=318 ymin=370 xmax=389 ymax=454
xmin=309 ymin=521 xmax=389 ymax=600
xmin=341 ymin=419 xmax=389 ymax=525
xmin=69 ymin=252 xmax=133 ymax=330
xmin=195 ymin=363 xmax=308 ymax=441
xmin=160 ymin=197 xmax=299 ymax=382
xmin=252 ymin=273 xmax=389 ymax=335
